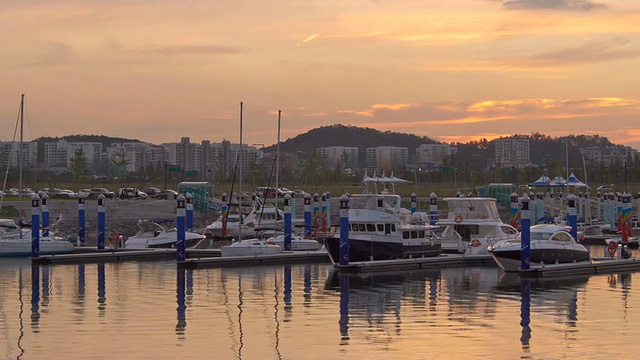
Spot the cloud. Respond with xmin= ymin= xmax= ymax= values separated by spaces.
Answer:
xmin=299 ymin=34 xmax=320 ymax=45
xmin=144 ymin=44 xmax=246 ymax=56
xmin=502 ymin=0 xmax=608 ymax=11
xmin=525 ymin=38 xmax=640 ymax=66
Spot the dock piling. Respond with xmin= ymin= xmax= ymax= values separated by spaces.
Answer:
xmin=31 ymin=195 xmax=40 ymax=258
xmin=97 ymin=194 xmax=106 ymax=250
xmin=520 ymin=194 xmax=531 ymax=271
xmin=176 ymin=194 xmax=186 ymax=262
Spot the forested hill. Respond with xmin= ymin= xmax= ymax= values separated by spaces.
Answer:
xmin=265 ymin=124 xmax=438 ymax=154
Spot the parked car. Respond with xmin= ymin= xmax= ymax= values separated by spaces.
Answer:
xmin=153 ymin=189 xmax=179 ymax=200
xmin=117 ymin=188 xmax=148 ymax=200
xmin=144 ymin=187 xmax=162 ymax=196
xmin=87 ymin=188 xmax=115 ymax=200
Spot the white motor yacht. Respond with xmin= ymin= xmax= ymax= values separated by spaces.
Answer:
xmin=220 ymin=238 xmax=283 ymax=257
xmin=488 ymin=224 xmax=590 ymax=272
xmin=0 ymin=219 xmax=74 ymax=257
xmin=438 ymin=197 xmax=520 ymax=255
xmin=321 ymin=192 xmax=441 ymax=263
xmin=124 ymin=220 xmax=206 ymax=249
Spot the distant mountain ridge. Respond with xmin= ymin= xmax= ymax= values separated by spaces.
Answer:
xmin=32 ymin=127 xmax=624 ymax=171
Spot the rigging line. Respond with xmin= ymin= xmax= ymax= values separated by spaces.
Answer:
xmin=258 ymin=156 xmax=278 ymax=228
xmin=0 ymin=99 xmax=24 ymax=211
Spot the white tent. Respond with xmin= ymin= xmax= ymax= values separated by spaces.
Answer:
xmin=566 ymin=172 xmax=588 ymax=188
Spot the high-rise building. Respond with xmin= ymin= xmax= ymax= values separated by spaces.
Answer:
xmin=316 ymin=146 xmax=359 ymax=169
xmin=494 ymin=138 xmax=530 ymax=167
xmin=366 ymin=146 xmax=409 ymax=171
xmin=415 ymin=144 xmax=457 ymax=168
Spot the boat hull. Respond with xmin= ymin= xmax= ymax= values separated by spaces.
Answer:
xmin=322 ymin=236 xmax=441 ymax=263
xmin=220 ymin=245 xmax=282 ymax=257
xmin=0 ymin=239 xmax=74 ymax=257
xmin=489 ymin=248 xmax=590 ymax=272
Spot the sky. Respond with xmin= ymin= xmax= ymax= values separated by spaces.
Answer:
xmin=2 ymin=0 xmax=640 ymax=150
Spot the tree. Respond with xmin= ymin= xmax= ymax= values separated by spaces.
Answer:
xmin=69 ymin=148 xmax=87 ymax=176
xmin=110 ymin=146 xmax=130 ymax=179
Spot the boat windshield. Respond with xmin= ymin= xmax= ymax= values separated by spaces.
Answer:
xmin=529 ymin=231 xmax=551 ymax=241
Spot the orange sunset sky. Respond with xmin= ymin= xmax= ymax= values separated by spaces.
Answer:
xmin=2 ymin=0 xmax=640 ymax=149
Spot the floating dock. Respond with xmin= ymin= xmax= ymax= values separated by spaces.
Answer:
xmin=178 ymin=251 xmax=329 ymax=269
xmin=31 ymin=248 xmax=222 ymax=265
xmin=520 ymin=257 xmax=640 ymax=278
xmin=333 ymin=254 xmax=495 ymax=273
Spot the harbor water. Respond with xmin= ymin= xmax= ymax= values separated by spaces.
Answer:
xmin=1 ymin=246 xmax=639 ymax=359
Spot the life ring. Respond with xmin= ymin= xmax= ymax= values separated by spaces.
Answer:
xmin=607 ymin=242 xmax=617 ymax=256
xmin=471 ymin=239 xmax=482 ymax=247
xmin=455 ymin=215 xmax=463 ymax=223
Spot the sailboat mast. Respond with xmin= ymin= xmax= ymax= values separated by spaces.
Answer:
xmin=18 ymin=94 xmax=24 ymax=217
xmin=275 ymin=110 xmax=281 ymax=204
xmin=239 ymin=101 xmax=243 ymax=222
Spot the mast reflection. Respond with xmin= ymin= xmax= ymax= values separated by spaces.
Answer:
xmin=30 ymin=265 xmax=40 ymax=330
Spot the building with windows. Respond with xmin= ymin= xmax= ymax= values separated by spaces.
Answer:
xmin=366 ymin=146 xmax=409 ymax=171
xmin=0 ymin=141 xmax=38 ymax=170
xmin=316 ymin=146 xmax=359 ymax=170
xmin=580 ymin=146 xmax=638 ymax=167
xmin=415 ymin=144 xmax=457 ymax=168
xmin=43 ymin=140 xmax=103 ymax=173
xmin=494 ymin=138 xmax=530 ymax=168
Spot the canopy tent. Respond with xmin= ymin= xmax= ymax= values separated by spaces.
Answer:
xmin=566 ymin=172 xmax=588 ymax=188
xmin=549 ymin=174 xmax=567 ymax=187
xmin=529 ymin=174 xmax=553 ymax=187
xmin=362 ymin=171 xmax=411 ymax=194
xmin=528 ymin=173 xmax=566 ymax=188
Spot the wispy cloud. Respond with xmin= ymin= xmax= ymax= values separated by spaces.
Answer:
xmin=502 ymin=0 xmax=608 ymax=11
xmin=299 ymin=34 xmax=320 ymax=45
xmin=144 ymin=44 xmax=246 ymax=56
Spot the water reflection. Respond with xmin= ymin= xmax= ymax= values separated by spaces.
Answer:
xmin=31 ymin=265 xmax=40 ymax=330
xmin=176 ymin=268 xmax=187 ymax=337
xmin=97 ymin=263 xmax=106 ymax=313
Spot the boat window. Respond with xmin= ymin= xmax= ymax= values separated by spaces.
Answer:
xmin=550 ymin=232 xmax=572 ymax=242
xmin=377 ymin=224 xmax=384 ymax=232
xmin=366 ymin=224 xmax=376 ymax=232
xmin=351 ymin=224 xmax=358 ymax=231
xmin=411 ymin=231 xmax=418 ymax=239
xmin=385 ymin=223 xmax=391 ymax=235
xmin=502 ymin=226 xmax=518 ymax=235
xmin=359 ymin=224 xmax=366 ymax=232
xmin=391 ymin=224 xmax=396 ymax=232
xmin=403 ymin=231 xmax=410 ymax=239
xmin=418 ymin=230 xmax=425 ymax=238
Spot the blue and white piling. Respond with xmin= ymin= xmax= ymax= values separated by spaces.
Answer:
xmin=510 ymin=193 xmax=520 ymax=228
xmin=41 ymin=193 xmax=49 ymax=237
xmin=584 ymin=191 xmax=592 ymax=225
xmin=429 ymin=192 xmax=438 ymax=226
xmin=284 ymin=193 xmax=292 ymax=251
xmin=78 ymin=193 xmax=86 ymax=246
xmin=97 ymin=194 xmax=106 ymax=250
xmin=339 ymin=194 xmax=350 ymax=266
xmin=176 ymin=194 xmax=186 ymax=262
xmin=411 ymin=193 xmax=417 ymax=214
xmin=567 ymin=194 xmax=578 ymax=240
xmin=596 ymin=192 xmax=602 ymax=222
xmin=313 ymin=193 xmax=320 ymax=238
xmin=520 ymin=194 xmax=531 ymax=271
xmin=304 ymin=193 xmax=312 ymax=238
xmin=321 ymin=192 xmax=328 ymax=234
xmin=186 ymin=193 xmax=194 ymax=232
xmin=31 ymin=195 xmax=40 ymax=258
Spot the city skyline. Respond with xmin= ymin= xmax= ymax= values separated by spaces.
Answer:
xmin=2 ymin=1 xmax=640 ymax=150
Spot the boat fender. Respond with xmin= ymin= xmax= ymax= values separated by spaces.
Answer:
xmin=607 ymin=242 xmax=617 ymax=256
xmin=455 ymin=215 xmax=463 ymax=223
xmin=471 ymin=239 xmax=482 ymax=247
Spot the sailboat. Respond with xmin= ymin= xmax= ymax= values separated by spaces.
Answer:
xmin=0 ymin=95 xmax=74 ymax=256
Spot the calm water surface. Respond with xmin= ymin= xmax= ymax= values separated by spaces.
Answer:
xmin=1 ymin=246 xmax=639 ymax=359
